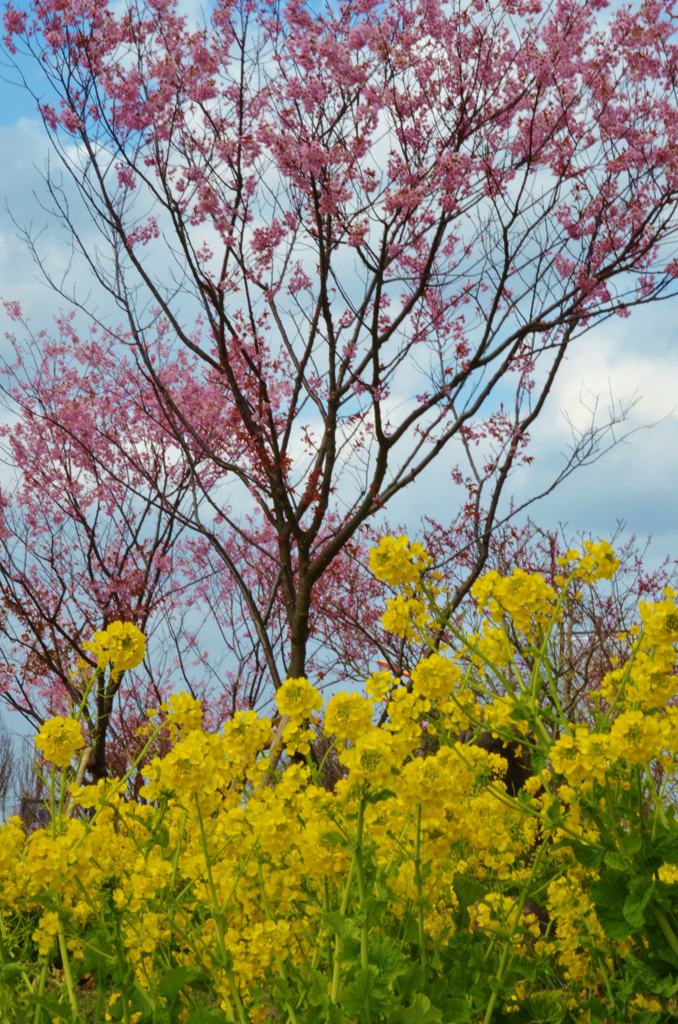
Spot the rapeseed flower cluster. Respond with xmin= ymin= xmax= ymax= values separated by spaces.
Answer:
xmin=34 ymin=715 xmax=86 ymax=767
xmin=82 ymin=619 xmax=146 ymax=676
xmin=369 ymin=533 xmax=432 ymax=586
xmin=3 ymin=544 xmax=678 ymax=1023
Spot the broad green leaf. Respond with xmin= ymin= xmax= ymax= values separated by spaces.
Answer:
xmin=322 ymin=911 xmax=359 ymax=940
xmin=625 ymin=953 xmax=678 ymax=998
xmin=321 ymin=831 xmax=347 ymax=848
xmin=388 ymin=993 xmax=442 ymax=1024
xmin=590 ymin=871 xmax=635 ymax=939
xmin=158 ymin=965 xmax=208 ymax=1002
xmin=369 ymin=936 xmax=406 ymax=982
xmin=340 ymin=966 xmax=383 ymax=1015
xmin=654 ymin=832 xmax=678 ymax=866
xmin=624 ymin=877 xmax=655 ymax=930
xmin=364 ymin=788 xmax=397 ymax=805
xmin=397 ymin=962 xmax=425 ymax=1005
xmin=186 ymin=1010 xmax=229 ymax=1024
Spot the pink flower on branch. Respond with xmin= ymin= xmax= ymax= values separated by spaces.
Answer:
xmin=1 ymin=0 xmax=678 ymax=775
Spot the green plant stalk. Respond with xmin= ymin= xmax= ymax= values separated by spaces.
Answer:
xmin=73 ymin=665 xmax=102 ymax=723
xmin=355 ymin=796 xmax=369 ymax=972
xmin=651 ymin=905 xmax=678 ymax=959
xmin=194 ymin=800 xmax=229 ymax=956
xmin=66 ymin=716 xmax=172 ymax=853
xmin=642 ymin=760 xmax=670 ymax=835
xmin=114 ymin=945 xmax=132 ymax=1024
xmin=94 ymin=983 xmax=104 ymax=1024
xmin=482 ymin=830 xmax=551 ymax=1024
xmin=527 ymin=571 xmax=578 ymax=715
xmin=330 ymin=857 xmax=357 ymax=1004
xmin=414 ymin=804 xmax=426 ymax=970
xmin=224 ymin=968 xmax=250 ymax=1024
xmin=255 ymin=862 xmax=299 ymax=1024
xmin=56 ymin=920 xmax=80 ymax=1020
xmin=600 ymin=633 xmax=644 ymax=727
xmin=164 ymin=918 xmax=237 ymax=1023
xmin=541 ymin=655 xmax=572 ymax=734
xmin=195 ymin=798 xmax=251 ymax=1024
xmin=592 ymin=948 xmax=617 ymax=1012
xmin=324 ymin=878 xmax=332 ymax=973
xmin=32 ymin=959 xmax=48 ymax=1024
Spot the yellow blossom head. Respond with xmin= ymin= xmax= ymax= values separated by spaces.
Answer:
xmin=339 ymin=729 xmax=398 ymax=785
xmin=411 ymin=653 xmax=461 ymax=703
xmin=575 ymin=539 xmax=620 ymax=583
xmin=82 ymin=621 xmax=146 ymax=676
xmin=324 ymin=692 xmax=374 ymax=744
xmin=35 ymin=715 xmax=86 ymax=768
xmin=369 ymin=534 xmax=432 ymax=587
xmin=276 ymin=677 xmax=322 ymax=724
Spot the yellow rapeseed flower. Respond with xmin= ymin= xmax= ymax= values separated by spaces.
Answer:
xmin=35 ymin=715 xmax=86 ymax=767
xmin=276 ymin=677 xmax=323 ymax=724
xmin=324 ymin=691 xmax=374 ymax=744
xmin=369 ymin=534 xmax=431 ymax=586
xmin=83 ymin=620 xmax=146 ymax=675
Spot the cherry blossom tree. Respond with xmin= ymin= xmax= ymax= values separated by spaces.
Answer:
xmin=2 ymin=0 xmax=678 ymax=771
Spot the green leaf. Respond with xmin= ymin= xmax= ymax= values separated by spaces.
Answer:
xmin=432 ymin=997 xmax=475 ymax=1023
xmin=158 ymin=965 xmax=207 ymax=1002
xmin=654 ymin=832 xmax=678 ymax=866
xmin=603 ymin=851 xmax=626 ymax=872
xmin=305 ymin=969 xmax=331 ymax=1008
xmin=369 ymin=936 xmax=406 ymax=983
xmin=504 ymin=991 xmax=566 ymax=1024
xmin=363 ymin=896 xmax=391 ymax=928
xmin=585 ymin=995 xmax=609 ymax=1021
xmin=625 ymin=832 xmax=643 ymax=856
xmin=0 ymin=964 xmax=24 ymax=985
xmin=396 ymin=963 xmax=425 ymax=1005
xmin=388 ymin=994 xmax=442 ymax=1024
xmin=626 ymin=953 xmax=678 ymax=997
xmin=186 ymin=1010 xmax=229 ymax=1024
xmin=365 ymin=788 xmax=396 ymax=805
xmin=509 ymin=955 xmax=539 ymax=982
xmin=321 ymin=831 xmax=347 ymax=848
xmin=453 ymin=875 xmax=485 ymax=927
xmin=569 ymin=839 xmax=605 ymax=868
xmin=29 ymin=994 xmax=74 ymax=1023
xmin=326 ymin=1005 xmax=347 ymax=1024
xmin=79 ymin=930 xmax=116 ymax=978
xmin=340 ymin=966 xmax=382 ymax=1015
xmin=273 ymin=977 xmax=295 ymax=1005
xmin=402 ymin=910 xmax=421 ymax=944
xmin=624 ymin=877 xmax=656 ymax=930
xmin=545 ymin=800 xmax=563 ymax=825
xmin=590 ymin=870 xmax=635 ymax=939
xmin=322 ymin=911 xmax=359 ymax=940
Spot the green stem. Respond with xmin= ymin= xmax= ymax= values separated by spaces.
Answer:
xmin=330 ymin=857 xmax=357 ymax=1003
xmin=414 ymin=804 xmax=426 ymax=970
xmin=33 ymin=960 xmax=48 ymax=1024
xmin=225 ymin=968 xmax=249 ymax=1024
xmin=94 ymin=983 xmax=104 ymax=1024
xmin=482 ymin=831 xmax=551 ymax=1024
xmin=651 ymin=905 xmax=678 ymax=959
xmin=355 ymin=797 xmax=369 ymax=972
xmin=256 ymin=862 xmax=299 ymax=1024
xmin=56 ymin=909 xmax=79 ymax=1019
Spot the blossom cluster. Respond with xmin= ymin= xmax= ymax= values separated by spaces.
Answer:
xmin=3 ymin=547 xmax=678 ymax=1022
